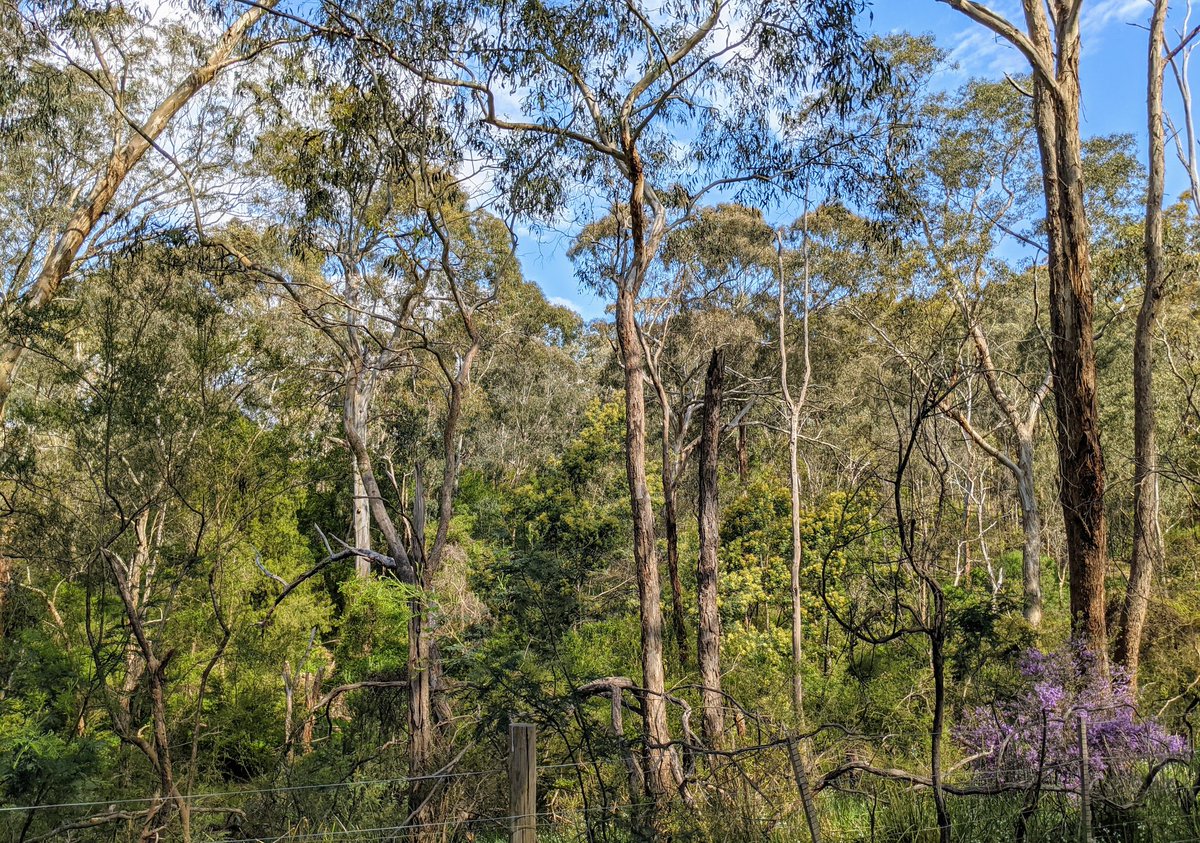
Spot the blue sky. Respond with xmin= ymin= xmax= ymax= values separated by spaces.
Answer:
xmin=519 ymin=0 xmax=1164 ymax=321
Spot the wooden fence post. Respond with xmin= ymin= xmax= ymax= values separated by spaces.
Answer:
xmin=509 ymin=722 xmax=537 ymax=843
xmin=1078 ymin=712 xmax=1091 ymax=843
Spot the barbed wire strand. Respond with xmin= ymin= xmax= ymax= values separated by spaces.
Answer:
xmin=0 ymin=760 xmax=630 ymax=815
xmin=202 ymin=802 xmax=654 ymax=843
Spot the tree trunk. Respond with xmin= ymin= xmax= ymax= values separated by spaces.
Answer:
xmin=615 ymin=284 xmax=677 ymax=800
xmin=618 ymin=141 xmax=678 ymax=802
xmin=648 ymin=351 xmax=689 ymax=667
xmin=346 ymin=366 xmax=378 ymax=581
xmin=697 ymin=349 xmax=725 ymax=747
xmin=352 ymin=437 xmax=372 ymax=579
xmin=102 ymin=523 xmax=191 ymax=843
xmin=789 ymin=412 xmax=806 ymax=720
xmin=283 ymin=664 xmax=295 ymax=762
xmin=930 ymin=598 xmax=949 ymax=843
xmin=1016 ymin=436 xmax=1044 ymax=626
xmin=407 ymin=608 xmax=436 ymax=841
xmin=737 ymin=419 xmax=749 ymax=482
xmin=777 ymin=220 xmax=813 ymax=721
xmin=946 ymin=0 xmax=1109 ymax=676
xmin=147 ymin=657 xmax=190 ymax=843
xmin=1119 ymin=0 xmax=1169 ymax=688
xmin=662 ymin=433 xmax=689 ymax=666
xmin=1032 ymin=21 xmax=1109 ymax=670
xmin=340 ymin=366 xmax=433 ymax=837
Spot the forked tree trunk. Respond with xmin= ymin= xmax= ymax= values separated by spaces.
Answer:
xmin=941 ymin=384 xmax=1046 ymax=624
xmin=1119 ymin=0 xmax=1169 ymax=688
xmin=341 ymin=367 xmax=434 ymax=839
xmin=102 ymin=516 xmax=192 ymax=843
xmin=696 ymin=348 xmax=725 ymax=747
xmin=928 ymin=259 xmax=1052 ymax=627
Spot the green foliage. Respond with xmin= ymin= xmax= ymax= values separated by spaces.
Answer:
xmin=338 ymin=576 xmax=417 ymax=680
xmin=5 ymin=7 xmax=1200 ymax=843
xmin=720 ymin=482 xmax=876 ymax=636
xmin=478 ymin=398 xmax=629 ymax=643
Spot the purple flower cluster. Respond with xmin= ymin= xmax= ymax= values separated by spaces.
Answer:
xmin=954 ymin=643 xmax=1186 ymax=792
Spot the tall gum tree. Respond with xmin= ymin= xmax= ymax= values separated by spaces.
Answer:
xmin=1117 ymin=0 xmax=1170 ymax=688
xmin=909 ymin=76 xmax=1052 ymax=627
xmin=318 ymin=0 xmax=884 ymax=804
xmin=940 ymin=0 xmax=1111 ymax=668
xmin=241 ymin=79 xmax=512 ymax=837
xmin=696 ymin=348 xmax=725 ymax=745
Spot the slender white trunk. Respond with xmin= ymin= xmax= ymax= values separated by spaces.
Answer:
xmin=352 ymin=460 xmax=371 ymax=578
xmin=777 ymin=202 xmax=813 ymax=724
xmin=1016 ymin=436 xmax=1043 ymax=626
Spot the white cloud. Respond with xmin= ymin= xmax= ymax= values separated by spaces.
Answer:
xmin=942 ymin=0 xmax=1151 ymax=79
xmin=549 ymin=295 xmax=583 ymax=315
xmin=1082 ymin=0 xmax=1150 ymax=32
xmin=947 ymin=25 xmax=1027 ymax=79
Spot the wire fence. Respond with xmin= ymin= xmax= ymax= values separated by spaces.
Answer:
xmin=6 ymin=724 xmax=1200 ymax=842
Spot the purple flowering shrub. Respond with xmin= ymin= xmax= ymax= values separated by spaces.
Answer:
xmin=954 ymin=644 xmax=1186 ymax=792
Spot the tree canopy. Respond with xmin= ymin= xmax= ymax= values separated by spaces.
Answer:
xmin=1 ymin=2 xmax=1200 ymax=842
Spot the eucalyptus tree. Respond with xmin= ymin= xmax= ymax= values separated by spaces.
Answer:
xmin=696 ymin=347 xmax=725 ymax=746
xmin=466 ymin=287 xmax=594 ymax=484
xmin=0 ymin=0 xmax=285 ymax=420
xmin=1118 ymin=0 xmax=1170 ymax=688
xmin=255 ymin=82 xmax=456 ymax=581
xmin=904 ymin=75 xmax=1054 ymax=627
xmin=311 ymin=0 xmax=883 ymax=802
xmin=239 ymin=73 xmax=521 ymax=834
xmin=0 ymin=241 xmax=333 ymax=843
xmin=939 ymin=0 xmax=1112 ymax=668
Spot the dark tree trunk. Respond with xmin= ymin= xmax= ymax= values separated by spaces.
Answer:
xmin=664 ymin=461 xmax=689 ymax=666
xmin=946 ymin=0 xmax=1110 ymax=676
xmin=697 ymin=349 xmax=725 ymax=747
xmin=930 ymin=598 xmax=949 ymax=843
xmin=1031 ymin=17 xmax=1109 ymax=669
